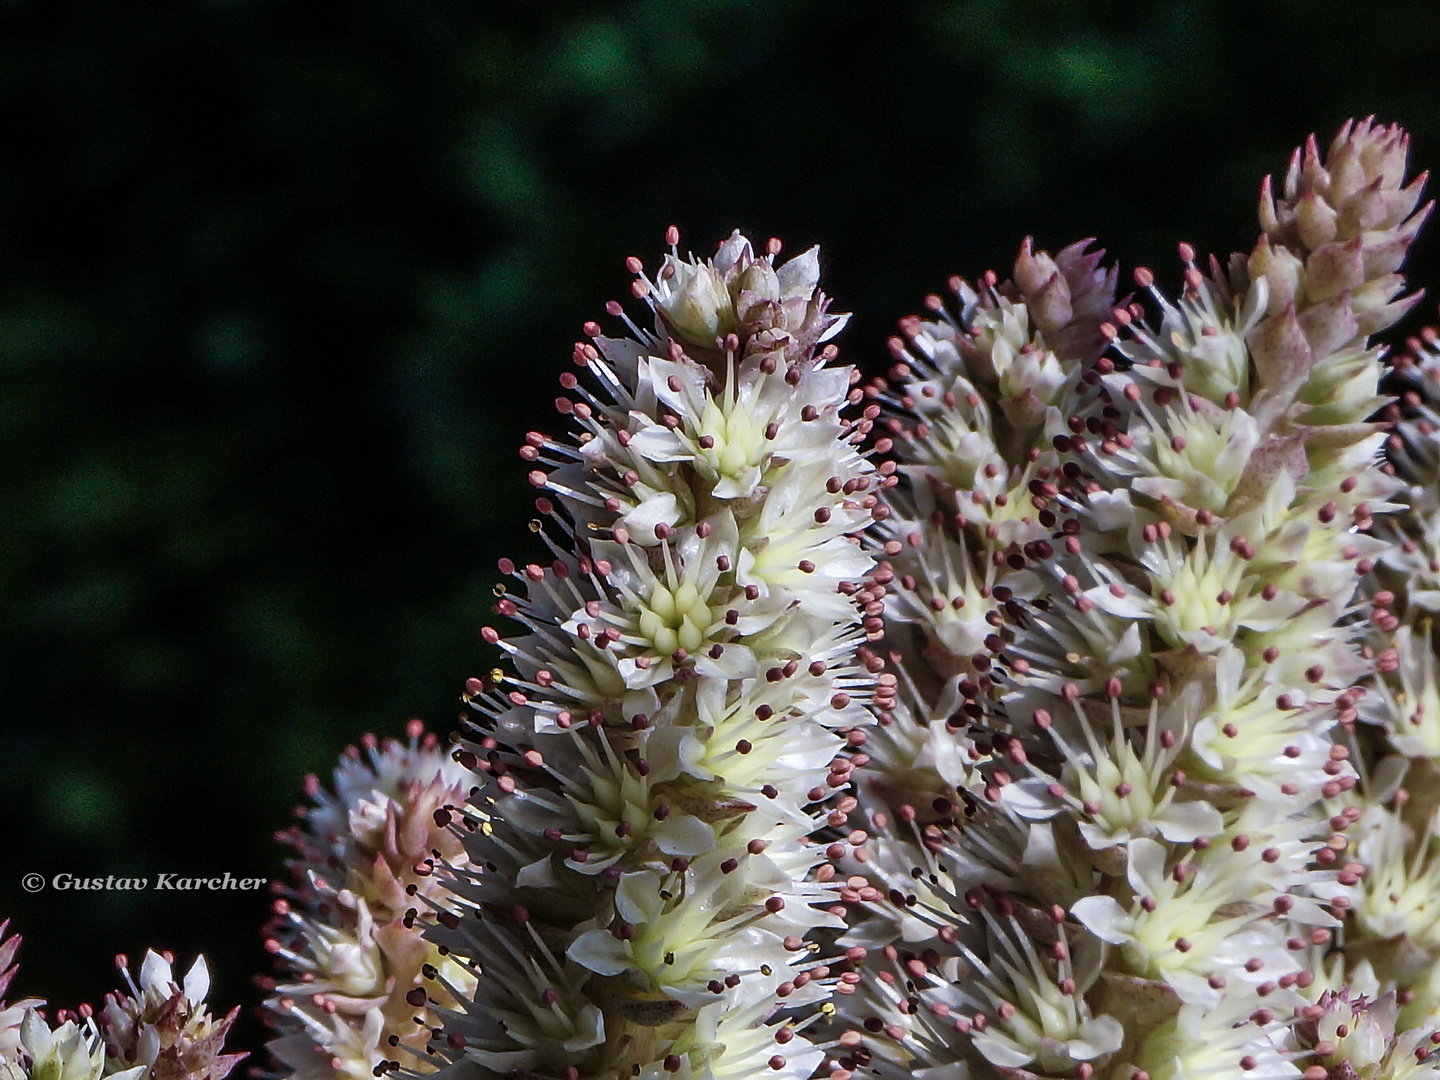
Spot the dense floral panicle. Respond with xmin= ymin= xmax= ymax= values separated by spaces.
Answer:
xmin=843 ymin=121 xmax=1426 ymax=1080
xmin=419 ymin=230 xmax=876 ymax=1080
xmin=1346 ymin=307 xmax=1440 ymax=1035
xmin=876 ymin=238 xmax=1115 ymax=512
xmin=1366 ymin=331 xmax=1440 ymax=1015
xmin=835 ymin=238 xmax=1117 ymax=977
xmin=528 ymin=229 xmax=869 ymax=553
xmin=857 ymin=238 xmax=1117 ymax=720
xmin=99 ymin=951 xmax=244 ymax=1080
xmin=1081 ymin=259 xmax=1400 ymax=537
xmin=264 ymin=722 xmax=474 ymax=1080
xmin=0 ymin=922 xmax=42 ymax=1062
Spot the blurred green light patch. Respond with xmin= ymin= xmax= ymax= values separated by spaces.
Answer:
xmin=45 ymin=766 xmax=127 ymax=838
xmin=556 ymin=19 xmax=634 ymax=93
xmin=0 ymin=309 xmax=83 ymax=366
xmin=45 ymin=461 xmax=141 ymax=532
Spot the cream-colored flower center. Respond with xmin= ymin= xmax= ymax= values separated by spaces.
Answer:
xmin=917 ymin=410 xmax=994 ymax=491
xmin=571 ymin=767 xmax=661 ymax=861
xmin=636 ymin=580 xmax=713 ymax=656
xmin=1072 ymin=747 xmax=1158 ymax=833
xmin=1154 ymin=554 xmax=1242 ymax=647
xmin=318 ymin=936 xmax=385 ymax=997
xmin=1150 ymin=413 xmax=1244 ymax=510
xmin=695 ymin=399 xmax=764 ymax=480
xmin=1357 ymin=852 xmax=1440 ymax=949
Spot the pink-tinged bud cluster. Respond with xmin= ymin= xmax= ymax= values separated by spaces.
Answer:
xmin=645 ymin=229 xmax=848 ymax=371
xmin=838 ymin=120 xmax=1437 ymax=1080
xmin=1257 ymin=117 xmax=1430 ymax=341
xmin=421 ymin=230 xmax=877 ymax=1080
xmin=263 ymin=721 xmax=474 ymax=1080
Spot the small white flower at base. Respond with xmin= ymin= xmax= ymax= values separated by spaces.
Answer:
xmin=0 ymin=921 xmax=42 ymax=1063
xmin=100 ymin=950 xmax=245 ymax=1080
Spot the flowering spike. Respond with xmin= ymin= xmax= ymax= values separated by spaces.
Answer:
xmin=422 ymin=231 xmax=874 ymax=1080
xmin=841 ymin=120 xmax=1435 ymax=1080
xmin=262 ymin=723 xmax=474 ymax=1080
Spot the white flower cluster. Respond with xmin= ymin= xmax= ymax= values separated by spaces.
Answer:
xmin=408 ymin=230 xmax=878 ymax=1080
xmin=263 ymin=721 xmax=476 ymax=1080
xmin=0 ymin=939 xmax=240 ymax=1080
xmin=840 ymin=118 xmax=1440 ymax=1080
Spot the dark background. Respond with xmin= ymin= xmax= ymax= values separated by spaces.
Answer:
xmin=4 ymin=0 xmax=1440 ymax=1061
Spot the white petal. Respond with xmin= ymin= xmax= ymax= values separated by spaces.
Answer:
xmin=614 ymin=870 xmax=665 ymax=923
xmin=137 ymin=1025 xmax=161 ymax=1068
xmin=562 ymin=1004 xmax=606 ymax=1052
xmin=515 ymin=854 xmax=560 ymax=889
xmin=20 ymin=1009 xmax=50 ymax=1058
xmin=1132 ymin=476 xmax=1186 ymax=502
xmin=1126 ymin=837 xmax=1167 ymax=895
xmin=654 ymin=814 xmax=716 ymax=857
xmin=566 ymin=930 xmax=631 ymax=977
xmin=818 ymin=310 xmax=851 ymax=342
xmin=1076 ymin=1014 xmax=1125 ymax=1057
xmin=776 ymin=246 xmax=820 ymax=297
xmin=1154 ymin=800 xmax=1223 ymax=843
xmin=999 ymin=777 xmax=1062 ymax=820
xmin=1077 ymin=821 xmax=1125 ymax=852
xmin=1069 ymin=895 xmax=1133 ymax=944
xmin=622 ymin=492 xmax=682 ymax=534
xmin=624 ymin=426 xmax=689 ymax=462
xmin=1106 ymin=622 xmax=1145 ymax=665
xmin=182 ymin=954 xmax=211 ymax=1008
xmin=713 ymin=231 xmax=751 ymax=272
xmin=972 ymin=1028 xmax=1035 ymax=1068
xmin=1166 ymin=967 xmax=1222 ymax=1008
xmin=1087 ymin=488 xmax=1134 ymax=532
xmin=648 ymin=358 xmax=706 ymax=414
xmin=1082 ymin=583 xmax=1151 ymax=620
xmin=692 ymin=641 xmax=756 ymax=680
xmin=712 ymin=466 xmax=762 ymax=500
xmin=139 ymin=949 xmax=174 ymax=998
xmin=640 ymin=727 xmax=689 ymax=784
